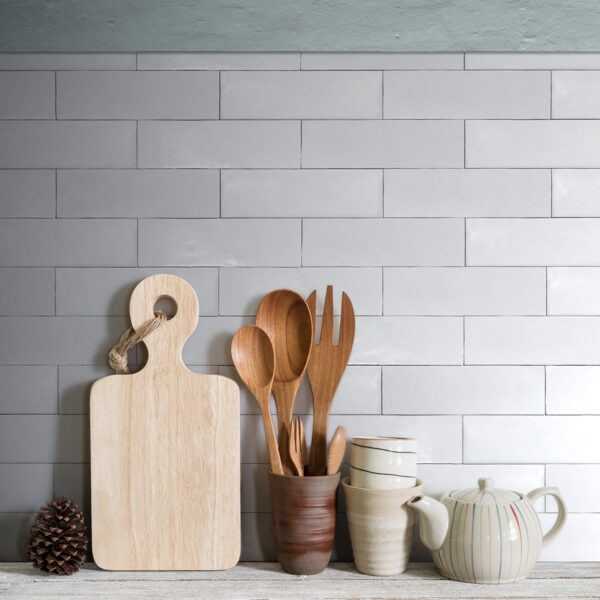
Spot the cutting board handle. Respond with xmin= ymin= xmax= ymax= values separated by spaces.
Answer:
xmin=129 ymin=274 xmax=199 ymax=369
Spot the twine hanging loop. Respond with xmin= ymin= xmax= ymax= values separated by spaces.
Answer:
xmin=108 ymin=311 xmax=167 ymax=374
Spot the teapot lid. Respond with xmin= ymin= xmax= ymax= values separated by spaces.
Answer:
xmin=448 ymin=478 xmax=521 ymax=505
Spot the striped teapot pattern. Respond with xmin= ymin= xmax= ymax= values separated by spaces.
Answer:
xmin=408 ymin=478 xmax=567 ymax=584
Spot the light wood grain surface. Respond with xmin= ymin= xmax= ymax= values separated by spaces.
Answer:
xmin=1 ymin=563 xmax=598 ymax=599
xmin=231 ymin=325 xmax=283 ymax=475
xmin=90 ymin=274 xmax=240 ymax=570
xmin=307 ymin=287 xmax=354 ymax=476
xmin=255 ymin=289 xmax=313 ymax=474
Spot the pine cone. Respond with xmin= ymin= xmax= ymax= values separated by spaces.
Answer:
xmin=27 ymin=497 xmax=88 ymax=575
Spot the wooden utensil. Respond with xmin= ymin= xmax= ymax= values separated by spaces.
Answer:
xmin=307 ymin=286 xmax=355 ymax=476
xmin=232 ymin=325 xmax=283 ymax=475
xmin=256 ymin=290 xmax=313 ymax=474
xmin=289 ymin=418 xmax=306 ymax=477
xmin=90 ymin=274 xmax=240 ymax=570
xmin=327 ymin=426 xmax=346 ymax=475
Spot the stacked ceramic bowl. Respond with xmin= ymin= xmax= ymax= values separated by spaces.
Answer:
xmin=342 ymin=437 xmax=422 ymax=576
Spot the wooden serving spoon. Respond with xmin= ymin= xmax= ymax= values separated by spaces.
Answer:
xmin=256 ymin=290 xmax=313 ymax=474
xmin=231 ymin=325 xmax=283 ymax=475
xmin=289 ymin=418 xmax=306 ymax=477
xmin=327 ymin=426 xmax=346 ymax=475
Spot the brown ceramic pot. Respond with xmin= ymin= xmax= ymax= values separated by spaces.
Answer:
xmin=269 ymin=471 xmax=340 ymax=575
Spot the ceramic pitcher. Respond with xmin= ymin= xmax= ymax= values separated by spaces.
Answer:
xmin=407 ymin=477 xmax=567 ymax=584
xmin=342 ymin=477 xmax=423 ymax=576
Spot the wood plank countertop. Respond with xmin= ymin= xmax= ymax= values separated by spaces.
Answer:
xmin=1 ymin=562 xmax=599 ymax=599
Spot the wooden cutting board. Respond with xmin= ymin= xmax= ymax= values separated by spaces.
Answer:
xmin=90 ymin=274 xmax=240 ymax=571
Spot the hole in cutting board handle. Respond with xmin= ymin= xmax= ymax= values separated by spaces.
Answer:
xmin=153 ymin=295 xmax=177 ymax=320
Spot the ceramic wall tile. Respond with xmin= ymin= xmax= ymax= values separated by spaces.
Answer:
xmin=221 ymin=169 xmax=382 ymax=218
xmin=221 ymin=71 xmax=381 ymax=119
xmin=384 ymin=267 xmax=546 ymax=315
xmin=57 ymin=169 xmax=219 ymax=218
xmin=464 ymin=416 xmax=600 ymax=463
xmin=384 ymin=71 xmax=549 ymax=118
xmin=466 ymin=120 xmax=600 ymax=168
xmin=383 ymin=366 xmax=544 ymax=414
xmin=302 ymin=120 xmax=464 ymax=168
xmin=303 ymin=219 xmax=464 ymax=267
xmin=0 ymin=121 xmax=136 ymax=168
xmin=385 ymin=169 xmax=550 ymax=217
xmin=57 ymin=71 xmax=219 ymax=119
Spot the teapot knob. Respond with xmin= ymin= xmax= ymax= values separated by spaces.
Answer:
xmin=478 ymin=477 xmax=494 ymax=491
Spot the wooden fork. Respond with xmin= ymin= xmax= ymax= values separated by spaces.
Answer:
xmin=289 ymin=418 xmax=306 ymax=477
xmin=306 ymin=286 xmax=355 ymax=476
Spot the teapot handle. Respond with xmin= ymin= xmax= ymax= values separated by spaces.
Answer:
xmin=526 ymin=486 xmax=567 ymax=548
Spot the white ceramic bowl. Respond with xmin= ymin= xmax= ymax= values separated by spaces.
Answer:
xmin=350 ymin=437 xmax=417 ymax=490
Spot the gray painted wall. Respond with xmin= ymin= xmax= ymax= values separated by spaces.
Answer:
xmin=2 ymin=0 xmax=600 ymax=52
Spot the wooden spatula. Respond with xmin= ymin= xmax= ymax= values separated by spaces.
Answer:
xmin=306 ymin=286 xmax=355 ymax=476
xmin=327 ymin=426 xmax=346 ymax=475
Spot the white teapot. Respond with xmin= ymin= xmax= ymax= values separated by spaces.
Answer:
xmin=407 ymin=478 xmax=567 ymax=584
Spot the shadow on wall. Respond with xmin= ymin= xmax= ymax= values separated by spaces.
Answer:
xmin=0 ymin=513 xmax=35 ymax=561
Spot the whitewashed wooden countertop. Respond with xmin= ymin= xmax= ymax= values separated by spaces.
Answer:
xmin=1 ymin=562 xmax=599 ymax=599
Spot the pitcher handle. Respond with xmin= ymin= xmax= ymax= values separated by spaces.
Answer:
xmin=526 ymin=486 xmax=567 ymax=548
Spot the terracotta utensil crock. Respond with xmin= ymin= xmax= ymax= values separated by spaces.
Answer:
xmin=269 ymin=471 xmax=340 ymax=575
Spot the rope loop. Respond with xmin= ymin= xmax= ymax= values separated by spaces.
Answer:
xmin=108 ymin=311 xmax=167 ymax=374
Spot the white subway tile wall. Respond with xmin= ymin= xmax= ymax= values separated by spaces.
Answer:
xmin=0 ymin=52 xmax=597 ymax=562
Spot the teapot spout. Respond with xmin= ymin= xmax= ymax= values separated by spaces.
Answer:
xmin=407 ymin=495 xmax=449 ymax=552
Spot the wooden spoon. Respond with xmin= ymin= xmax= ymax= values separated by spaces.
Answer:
xmin=256 ymin=290 xmax=313 ymax=474
xmin=289 ymin=418 xmax=306 ymax=477
xmin=232 ymin=325 xmax=283 ymax=475
xmin=306 ymin=287 xmax=355 ymax=475
xmin=327 ymin=426 xmax=346 ymax=475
